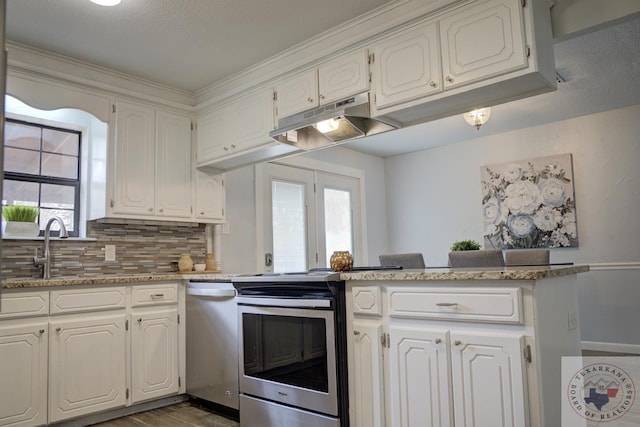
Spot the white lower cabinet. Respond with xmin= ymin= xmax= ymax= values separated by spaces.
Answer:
xmin=0 ymin=282 xmax=185 ymax=426
xmin=130 ymin=309 xmax=180 ymax=403
xmin=348 ymin=284 xmax=531 ymax=427
xmin=0 ymin=321 xmax=48 ymax=427
xmin=48 ymin=313 xmax=127 ymax=423
xmin=351 ymin=321 xmax=385 ymax=427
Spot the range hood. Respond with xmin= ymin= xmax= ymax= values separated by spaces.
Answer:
xmin=269 ymin=93 xmax=399 ymax=150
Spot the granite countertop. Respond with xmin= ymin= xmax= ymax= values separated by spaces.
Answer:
xmin=2 ymin=272 xmax=236 ymax=289
xmin=339 ymin=265 xmax=589 ymax=281
xmin=2 ymin=265 xmax=589 ymax=289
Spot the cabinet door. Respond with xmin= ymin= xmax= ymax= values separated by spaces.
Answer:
xmin=231 ymin=87 xmax=275 ymax=152
xmin=49 ymin=313 xmax=126 ymax=423
xmin=440 ymin=0 xmax=527 ymax=90
xmin=371 ymin=21 xmax=441 ymax=110
xmin=318 ymin=50 xmax=370 ymax=105
xmin=131 ymin=309 xmax=179 ymax=403
xmin=389 ymin=326 xmax=452 ymax=427
xmin=351 ymin=321 xmax=385 ymax=427
xmin=196 ymin=106 xmax=230 ymax=165
xmin=194 ymin=171 xmax=225 ymax=222
xmin=275 ymin=69 xmax=318 ymax=119
xmin=0 ymin=322 xmax=48 ymax=427
xmin=155 ymin=111 xmax=192 ymax=219
xmin=450 ymin=332 xmax=528 ymax=427
xmin=113 ymin=101 xmax=156 ymax=216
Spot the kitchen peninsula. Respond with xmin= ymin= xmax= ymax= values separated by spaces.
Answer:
xmin=343 ymin=264 xmax=588 ymax=427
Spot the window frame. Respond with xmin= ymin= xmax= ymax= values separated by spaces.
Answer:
xmin=3 ymin=117 xmax=82 ymax=237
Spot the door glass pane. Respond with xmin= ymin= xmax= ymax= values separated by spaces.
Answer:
xmin=324 ymin=188 xmax=353 ymax=265
xmin=272 ymin=180 xmax=307 ymax=273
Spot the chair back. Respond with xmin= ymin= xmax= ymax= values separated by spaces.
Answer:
xmin=448 ymin=249 xmax=505 ymax=268
xmin=379 ymin=253 xmax=425 ymax=269
xmin=504 ymin=249 xmax=550 ymax=266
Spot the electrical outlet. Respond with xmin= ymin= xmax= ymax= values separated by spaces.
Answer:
xmin=104 ymin=245 xmax=116 ymax=262
xmin=568 ymin=310 xmax=578 ymax=331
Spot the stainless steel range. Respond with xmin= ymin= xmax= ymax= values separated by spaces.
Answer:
xmin=232 ymin=270 xmax=349 ymax=427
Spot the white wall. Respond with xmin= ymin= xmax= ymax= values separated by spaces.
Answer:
xmin=384 ymin=104 xmax=640 ymax=349
xmin=220 ymin=145 xmax=388 ymax=273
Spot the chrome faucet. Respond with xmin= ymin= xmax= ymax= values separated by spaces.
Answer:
xmin=33 ymin=217 xmax=69 ymax=279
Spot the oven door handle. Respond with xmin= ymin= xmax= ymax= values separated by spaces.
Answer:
xmin=237 ymin=296 xmax=331 ymax=308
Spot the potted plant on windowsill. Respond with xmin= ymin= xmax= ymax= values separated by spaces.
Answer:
xmin=2 ymin=205 xmax=40 ymax=238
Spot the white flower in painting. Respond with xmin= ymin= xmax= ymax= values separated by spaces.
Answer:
xmin=533 ymin=206 xmax=562 ymax=231
xmin=539 ymin=178 xmax=567 ymax=207
xmin=551 ymin=230 xmax=571 ymax=247
xmin=482 ymin=198 xmax=508 ymax=234
xmin=507 ymin=214 xmax=536 ymax=238
xmin=504 ymin=180 xmax=543 ymax=214
xmin=546 ymin=162 xmax=560 ymax=174
xmin=502 ymin=228 xmax=514 ymax=246
xmin=562 ymin=213 xmax=577 ymax=238
xmin=504 ymin=164 xmax=523 ymax=182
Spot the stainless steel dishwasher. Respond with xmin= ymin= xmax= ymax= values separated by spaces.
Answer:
xmin=186 ymin=281 xmax=239 ymax=413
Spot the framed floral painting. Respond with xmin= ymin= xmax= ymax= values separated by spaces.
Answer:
xmin=481 ymin=153 xmax=578 ymax=249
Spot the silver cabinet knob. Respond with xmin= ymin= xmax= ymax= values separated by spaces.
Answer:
xmin=307 ymin=97 xmax=314 ymax=102
xmin=148 ymin=207 xmax=153 ymax=212
xmin=435 ymin=338 xmax=442 ymax=344
xmin=159 ymin=208 xmax=163 ymax=213
xmin=353 ymin=330 xmax=361 ymax=336
xmin=429 ymin=81 xmax=437 ymax=88
xmin=56 ymin=327 xmax=61 ymax=333
xmin=454 ymin=340 xmax=462 ymax=346
xmin=445 ymin=76 xmax=454 ymax=83
xmin=39 ymin=329 xmax=45 ymax=335
xmin=224 ymin=146 xmax=229 ymax=151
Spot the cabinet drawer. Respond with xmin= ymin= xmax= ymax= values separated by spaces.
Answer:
xmin=50 ymin=287 xmax=126 ymax=315
xmin=0 ymin=290 xmax=49 ymax=319
xmin=131 ymin=283 xmax=178 ymax=307
xmin=388 ymin=287 xmax=522 ymax=324
xmin=352 ymin=286 xmax=382 ymax=316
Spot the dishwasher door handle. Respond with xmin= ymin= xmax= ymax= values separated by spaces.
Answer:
xmin=187 ymin=288 xmax=237 ymax=298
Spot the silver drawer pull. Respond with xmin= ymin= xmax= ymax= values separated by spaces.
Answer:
xmin=436 ymin=302 xmax=458 ymax=307
xmin=353 ymin=330 xmax=361 ymax=336
xmin=151 ymin=294 xmax=165 ymax=298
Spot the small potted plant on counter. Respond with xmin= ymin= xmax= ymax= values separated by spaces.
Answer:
xmin=2 ymin=205 xmax=40 ymax=237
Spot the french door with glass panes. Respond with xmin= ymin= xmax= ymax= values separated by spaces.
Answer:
xmin=262 ymin=163 xmax=362 ymax=273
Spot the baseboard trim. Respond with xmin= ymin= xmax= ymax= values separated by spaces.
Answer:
xmin=55 ymin=394 xmax=189 ymax=426
xmin=582 ymin=340 xmax=640 ymax=355
xmin=587 ymin=262 xmax=640 ymax=271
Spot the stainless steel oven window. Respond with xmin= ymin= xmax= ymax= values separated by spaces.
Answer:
xmin=238 ymin=304 xmax=338 ymax=416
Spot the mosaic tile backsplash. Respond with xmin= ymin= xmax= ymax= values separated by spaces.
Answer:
xmin=1 ymin=219 xmax=208 ymax=279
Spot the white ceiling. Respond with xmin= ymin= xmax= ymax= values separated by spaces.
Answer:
xmin=6 ymin=0 xmax=391 ymax=92
xmin=5 ymin=1 xmax=640 ymax=158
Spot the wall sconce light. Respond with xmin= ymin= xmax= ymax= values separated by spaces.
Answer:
xmin=463 ymin=107 xmax=491 ymax=130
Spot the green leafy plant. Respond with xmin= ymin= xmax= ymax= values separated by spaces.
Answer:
xmin=450 ymin=239 xmax=481 ymax=251
xmin=2 ymin=205 xmax=39 ymax=222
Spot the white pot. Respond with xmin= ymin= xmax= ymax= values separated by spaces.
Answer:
xmin=3 ymin=221 xmax=40 ymax=237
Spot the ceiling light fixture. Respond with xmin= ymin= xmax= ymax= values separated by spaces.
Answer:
xmin=90 ymin=0 xmax=121 ymax=6
xmin=463 ymin=107 xmax=491 ymax=130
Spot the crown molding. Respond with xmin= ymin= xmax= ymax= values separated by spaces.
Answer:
xmin=6 ymin=41 xmax=197 ymax=109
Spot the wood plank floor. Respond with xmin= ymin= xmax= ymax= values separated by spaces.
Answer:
xmin=90 ymin=402 xmax=239 ymax=427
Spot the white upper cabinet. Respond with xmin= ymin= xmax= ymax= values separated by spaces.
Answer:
xmin=155 ymin=111 xmax=193 ymax=219
xmin=275 ymin=69 xmax=318 ymax=119
xmin=370 ymin=0 xmax=553 ymax=119
xmin=275 ymin=50 xmax=370 ymax=120
xmin=440 ymin=0 xmax=527 ymax=89
xmin=112 ymin=100 xmax=156 ymax=216
xmin=196 ymin=87 xmax=277 ymax=167
xmin=370 ymin=22 xmax=441 ymax=110
xmin=112 ymin=100 xmax=195 ymax=220
xmin=196 ymin=105 xmax=230 ymax=166
xmin=318 ymin=50 xmax=370 ymax=105
xmin=194 ymin=171 xmax=225 ymax=222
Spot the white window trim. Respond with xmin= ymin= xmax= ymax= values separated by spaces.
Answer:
xmin=255 ymin=155 xmax=369 ymax=272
